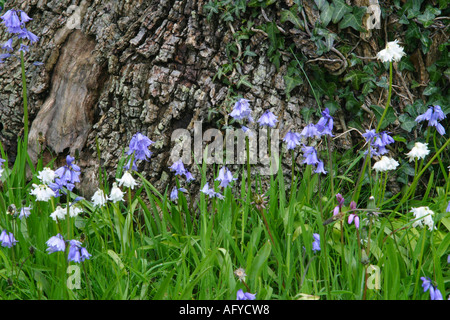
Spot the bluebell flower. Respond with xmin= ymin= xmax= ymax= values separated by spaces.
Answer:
xmin=362 ymin=129 xmax=377 ymax=142
xmin=19 ymin=11 xmax=33 ymax=24
xmin=362 ymin=129 xmax=394 ymax=157
xmin=1 ymin=9 xmax=22 ymax=33
xmin=257 ymin=110 xmax=278 ymax=128
xmin=54 ymin=155 xmax=81 ymax=191
xmin=124 ymin=158 xmax=138 ymax=171
xmin=315 ymin=108 xmax=334 ymax=137
xmin=312 ymin=233 xmax=320 ymax=252
xmin=421 ymin=276 xmax=443 ymax=300
xmin=430 ymin=286 xmax=443 ymax=300
xmin=18 ymin=43 xmax=29 ymax=53
xmin=18 ymin=29 xmax=39 ymax=44
xmin=19 ymin=206 xmax=32 ymax=219
xmin=301 ymin=145 xmax=319 ymax=166
xmin=236 ymin=289 xmax=256 ymax=300
xmin=48 ymin=178 xmax=66 ymax=197
xmin=169 ymin=160 xmax=194 ymax=181
xmin=415 ymin=105 xmax=447 ymax=136
xmin=0 ymin=230 xmax=18 ymax=248
xmin=184 ymin=171 xmax=195 ymax=182
xmin=169 ymin=159 xmax=187 ymax=176
xmin=215 ymin=167 xmax=237 ymax=188
xmin=229 ymin=98 xmax=253 ymax=123
xmin=314 ymin=160 xmax=327 ymax=175
xmin=0 ymin=53 xmax=11 ymax=63
xmin=201 ymin=182 xmax=224 ymax=199
xmin=283 ymin=131 xmax=302 ymax=150
xmin=1 ymin=38 xmax=13 ymax=51
xmin=300 ymin=123 xmax=320 ymax=138
xmin=170 ymin=187 xmax=187 ymax=201
xmin=127 ymin=132 xmax=154 ymax=162
xmin=46 ymin=234 xmax=66 ymax=254
xmin=446 ymin=200 xmax=450 ymax=213
xmin=0 ymin=158 xmax=5 ymax=178
xmin=68 ymin=240 xmax=91 ymax=263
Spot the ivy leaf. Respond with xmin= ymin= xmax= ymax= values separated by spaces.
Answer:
xmin=332 ymin=0 xmax=352 ymax=24
xmin=320 ymin=1 xmax=334 ymax=27
xmin=399 ymin=114 xmax=417 ymax=132
xmin=344 ymin=70 xmax=371 ymax=90
xmin=280 ymin=6 xmax=303 ymax=29
xmin=314 ymin=0 xmax=327 ymax=10
xmin=338 ymin=6 xmax=366 ymax=32
xmin=284 ymin=75 xmax=303 ymax=99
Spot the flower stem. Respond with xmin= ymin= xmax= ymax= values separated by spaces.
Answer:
xmin=20 ymin=50 xmax=29 ymax=147
xmin=376 ymin=62 xmax=393 ymax=133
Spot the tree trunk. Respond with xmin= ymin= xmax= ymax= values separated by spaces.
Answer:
xmin=0 ymin=0 xmax=313 ymax=197
xmin=1 ymin=0 xmax=444 ymax=198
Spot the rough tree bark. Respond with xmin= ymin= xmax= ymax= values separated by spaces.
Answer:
xmin=0 ymin=0 xmax=444 ymax=197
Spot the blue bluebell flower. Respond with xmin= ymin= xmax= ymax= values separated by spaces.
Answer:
xmin=229 ymin=98 xmax=253 ymax=123
xmin=215 ymin=167 xmax=237 ymax=188
xmin=169 ymin=159 xmax=187 ymax=176
xmin=415 ymin=105 xmax=447 ymax=136
xmin=19 ymin=11 xmax=33 ymax=24
xmin=54 ymin=155 xmax=81 ymax=191
xmin=18 ymin=43 xmax=29 ymax=53
xmin=184 ymin=171 xmax=195 ymax=182
xmin=1 ymin=38 xmax=13 ymax=51
xmin=1 ymin=9 xmax=22 ymax=33
xmin=315 ymin=108 xmax=334 ymax=137
xmin=421 ymin=276 xmax=443 ymax=300
xmin=312 ymin=233 xmax=320 ymax=252
xmin=0 ymin=230 xmax=18 ymax=248
xmin=201 ymin=182 xmax=224 ymax=200
xmin=301 ymin=145 xmax=319 ymax=166
xmin=236 ymin=289 xmax=256 ymax=300
xmin=300 ymin=123 xmax=320 ymax=138
xmin=46 ymin=234 xmax=66 ymax=254
xmin=257 ymin=110 xmax=278 ymax=128
xmin=18 ymin=29 xmax=39 ymax=44
xmin=19 ymin=206 xmax=32 ymax=219
xmin=127 ymin=132 xmax=154 ymax=162
xmin=283 ymin=131 xmax=302 ymax=150
xmin=430 ymin=286 xmax=443 ymax=300
xmin=68 ymin=240 xmax=91 ymax=263
xmin=170 ymin=187 xmax=187 ymax=201
xmin=314 ymin=160 xmax=327 ymax=175
xmin=362 ymin=129 xmax=394 ymax=157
